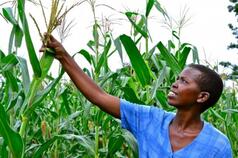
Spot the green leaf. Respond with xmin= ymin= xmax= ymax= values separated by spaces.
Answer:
xmin=14 ymin=25 xmax=23 ymax=47
xmin=61 ymin=89 xmax=72 ymax=115
xmin=120 ymin=34 xmax=151 ymax=86
xmin=210 ymin=109 xmax=225 ymax=121
xmin=107 ymin=134 xmax=124 ymax=157
xmin=2 ymin=8 xmax=17 ymax=25
xmin=151 ymin=66 xmax=167 ymax=99
xmin=125 ymin=12 xmax=148 ymax=38
xmin=4 ymin=71 xmax=19 ymax=92
xmin=95 ymin=39 xmax=111 ymax=74
xmin=24 ymin=69 xmax=64 ymax=116
xmin=0 ymin=103 xmax=24 ymax=158
xmin=17 ymin=0 xmax=42 ymax=77
xmin=17 ymin=57 xmax=30 ymax=95
xmin=0 ymin=54 xmax=18 ymax=71
xmin=7 ymin=92 xmax=23 ymax=111
xmin=122 ymin=86 xmax=144 ymax=104
xmin=8 ymin=26 xmax=15 ymax=53
xmin=122 ymin=129 xmax=138 ymax=157
xmin=59 ymin=134 xmax=95 ymax=156
xmin=146 ymin=0 xmax=154 ymax=17
xmin=39 ymin=50 xmax=54 ymax=79
xmin=192 ymin=46 xmax=199 ymax=64
xmin=154 ymin=1 xmax=168 ymax=18
xmin=93 ymin=23 xmax=99 ymax=50
xmin=0 ymin=49 xmax=5 ymax=58
xmin=156 ymin=90 xmax=167 ymax=107
xmin=157 ymin=42 xmax=181 ymax=75
xmin=113 ymin=36 xmax=123 ymax=63
xmin=172 ymin=31 xmax=179 ymax=40
xmin=1 ymin=141 xmax=9 ymax=158
xmin=178 ymin=45 xmax=191 ymax=69
xmin=2 ymin=8 xmax=23 ymax=49
xmin=32 ymin=136 xmax=59 ymax=158
xmin=77 ymin=49 xmax=92 ymax=64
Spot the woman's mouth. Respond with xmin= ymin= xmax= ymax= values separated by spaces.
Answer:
xmin=168 ymin=91 xmax=176 ymax=97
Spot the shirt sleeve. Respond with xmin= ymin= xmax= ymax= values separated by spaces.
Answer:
xmin=216 ymin=141 xmax=233 ymax=158
xmin=120 ymin=99 xmax=163 ymax=138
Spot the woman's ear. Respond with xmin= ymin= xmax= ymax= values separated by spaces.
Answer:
xmin=197 ymin=92 xmax=210 ymax=103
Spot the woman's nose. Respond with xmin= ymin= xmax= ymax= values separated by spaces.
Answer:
xmin=171 ymin=81 xmax=178 ymax=88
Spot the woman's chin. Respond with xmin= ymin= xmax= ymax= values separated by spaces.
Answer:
xmin=167 ymin=100 xmax=177 ymax=107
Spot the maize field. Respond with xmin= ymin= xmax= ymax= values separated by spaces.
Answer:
xmin=0 ymin=0 xmax=237 ymax=157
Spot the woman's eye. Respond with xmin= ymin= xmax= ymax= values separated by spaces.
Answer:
xmin=181 ymin=79 xmax=187 ymax=83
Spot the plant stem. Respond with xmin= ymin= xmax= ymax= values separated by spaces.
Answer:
xmin=145 ymin=18 xmax=149 ymax=54
xmin=95 ymin=125 xmax=99 ymax=158
xmin=19 ymin=115 xmax=28 ymax=137
xmin=20 ymin=77 xmax=41 ymax=137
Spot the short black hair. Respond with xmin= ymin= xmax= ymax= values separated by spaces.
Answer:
xmin=187 ymin=64 xmax=223 ymax=112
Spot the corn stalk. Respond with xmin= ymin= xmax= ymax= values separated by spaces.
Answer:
xmin=18 ymin=0 xmax=80 ymax=138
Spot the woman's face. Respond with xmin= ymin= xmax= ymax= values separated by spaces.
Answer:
xmin=167 ymin=67 xmax=202 ymax=109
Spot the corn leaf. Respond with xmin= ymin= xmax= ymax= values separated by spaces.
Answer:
xmin=151 ymin=65 xmax=167 ymax=99
xmin=3 ymin=8 xmax=23 ymax=49
xmin=192 ymin=46 xmax=199 ymax=64
xmin=14 ymin=25 xmax=23 ymax=47
xmin=39 ymin=50 xmax=54 ymax=79
xmin=17 ymin=57 xmax=30 ymax=95
xmin=61 ymin=89 xmax=72 ymax=115
xmin=107 ymin=134 xmax=124 ymax=158
xmin=154 ymin=1 xmax=168 ymax=18
xmin=125 ymin=12 xmax=148 ymax=38
xmin=77 ymin=49 xmax=92 ymax=65
xmin=4 ymin=71 xmax=18 ymax=92
xmin=95 ymin=39 xmax=111 ymax=74
xmin=120 ymin=34 xmax=151 ymax=87
xmin=156 ymin=90 xmax=168 ymax=108
xmin=17 ymin=0 xmax=42 ymax=77
xmin=113 ymin=36 xmax=123 ymax=63
xmin=24 ymin=69 xmax=64 ymax=116
xmin=146 ymin=0 xmax=154 ymax=17
xmin=0 ymin=54 xmax=18 ymax=71
xmin=2 ymin=8 xmax=17 ymax=25
xmin=157 ymin=42 xmax=181 ymax=75
xmin=6 ymin=92 xmax=23 ymax=111
xmin=8 ymin=27 xmax=15 ymax=53
xmin=0 ymin=141 xmax=8 ymax=158
xmin=122 ymin=86 xmax=144 ymax=104
xmin=0 ymin=49 xmax=5 ymax=58
xmin=59 ymin=134 xmax=95 ymax=156
xmin=0 ymin=103 xmax=24 ymax=158
xmin=122 ymin=129 xmax=138 ymax=157
xmin=32 ymin=136 xmax=59 ymax=158
xmin=177 ymin=45 xmax=191 ymax=69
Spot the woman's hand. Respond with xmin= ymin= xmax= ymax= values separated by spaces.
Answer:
xmin=39 ymin=34 xmax=69 ymax=60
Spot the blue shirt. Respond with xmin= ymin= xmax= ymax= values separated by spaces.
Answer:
xmin=120 ymin=99 xmax=233 ymax=158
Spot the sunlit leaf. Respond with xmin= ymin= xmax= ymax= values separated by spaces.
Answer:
xmin=120 ymin=34 xmax=151 ymax=86
xmin=17 ymin=0 xmax=42 ymax=77
xmin=0 ymin=103 xmax=24 ymax=158
xmin=125 ymin=12 xmax=148 ymax=38
xmin=146 ymin=0 xmax=154 ymax=17
xmin=95 ymin=39 xmax=111 ymax=74
xmin=2 ymin=8 xmax=17 ymax=25
xmin=107 ymin=134 xmax=124 ymax=157
xmin=157 ymin=42 xmax=181 ymax=75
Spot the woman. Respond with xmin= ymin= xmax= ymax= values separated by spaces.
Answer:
xmin=40 ymin=35 xmax=233 ymax=158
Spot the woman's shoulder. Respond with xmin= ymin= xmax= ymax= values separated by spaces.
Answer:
xmin=203 ymin=122 xmax=231 ymax=147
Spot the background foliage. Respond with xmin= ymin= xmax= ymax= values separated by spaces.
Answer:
xmin=0 ymin=0 xmax=237 ymax=157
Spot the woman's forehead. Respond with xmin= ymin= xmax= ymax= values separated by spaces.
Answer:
xmin=179 ymin=67 xmax=202 ymax=80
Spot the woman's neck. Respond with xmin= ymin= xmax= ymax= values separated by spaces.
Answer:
xmin=171 ymin=110 xmax=203 ymax=132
